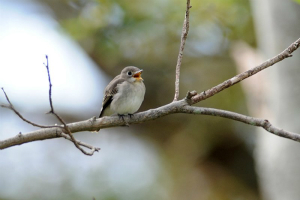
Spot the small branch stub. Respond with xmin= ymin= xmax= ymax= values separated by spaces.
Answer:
xmin=185 ymin=90 xmax=197 ymax=105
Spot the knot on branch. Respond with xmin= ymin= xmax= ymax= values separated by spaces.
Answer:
xmin=185 ymin=90 xmax=197 ymax=105
xmin=262 ymin=119 xmax=271 ymax=130
xmin=287 ymin=41 xmax=300 ymax=57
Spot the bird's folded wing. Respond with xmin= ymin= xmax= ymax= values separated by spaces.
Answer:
xmin=99 ymin=75 xmax=125 ymax=117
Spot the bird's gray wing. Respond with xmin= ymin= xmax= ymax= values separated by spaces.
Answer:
xmin=99 ymin=75 xmax=125 ymax=117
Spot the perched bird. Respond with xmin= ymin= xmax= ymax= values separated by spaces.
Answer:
xmin=99 ymin=66 xmax=145 ymax=119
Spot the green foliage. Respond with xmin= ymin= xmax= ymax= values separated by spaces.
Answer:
xmin=43 ymin=0 xmax=258 ymax=199
xmin=56 ymin=0 xmax=255 ymax=70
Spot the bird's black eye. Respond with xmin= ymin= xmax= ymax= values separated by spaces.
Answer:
xmin=127 ymin=71 xmax=132 ymax=76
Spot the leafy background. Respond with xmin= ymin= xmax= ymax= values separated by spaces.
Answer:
xmin=0 ymin=0 xmax=261 ymax=199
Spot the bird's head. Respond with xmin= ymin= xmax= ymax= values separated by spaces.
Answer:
xmin=121 ymin=66 xmax=143 ymax=82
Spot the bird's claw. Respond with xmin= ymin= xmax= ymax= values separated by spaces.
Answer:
xmin=118 ymin=114 xmax=125 ymax=121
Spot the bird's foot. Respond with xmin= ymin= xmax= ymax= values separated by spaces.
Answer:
xmin=118 ymin=114 xmax=129 ymax=127
xmin=128 ymin=113 xmax=134 ymax=118
xmin=118 ymin=114 xmax=125 ymax=121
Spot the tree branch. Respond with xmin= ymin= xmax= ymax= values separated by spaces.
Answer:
xmin=43 ymin=55 xmax=100 ymax=155
xmin=0 ymin=100 xmax=186 ymax=149
xmin=180 ymin=106 xmax=300 ymax=142
xmin=174 ymin=0 xmax=191 ymax=101
xmin=190 ymin=38 xmax=300 ymax=104
xmin=0 ymin=56 xmax=100 ymax=155
xmin=2 ymin=95 xmax=300 ymax=150
xmin=1 ymin=0 xmax=300 ymax=153
xmin=1 ymin=38 xmax=300 ymax=150
xmin=0 ymin=87 xmax=58 ymax=129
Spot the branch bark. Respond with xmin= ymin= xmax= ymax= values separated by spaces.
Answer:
xmin=1 ymin=38 xmax=300 ymax=150
xmin=190 ymin=38 xmax=300 ymax=104
xmin=43 ymin=55 xmax=100 ymax=155
xmin=181 ymin=106 xmax=300 ymax=142
xmin=1 ymin=0 xmax=300 ymax=153
xmin=2 ymin=95 xmax=300 ymax=150
xmin=174 ymin=0 xmax=191 ymax=101
xmin=1 ymin=56 xmax=100 ymax=155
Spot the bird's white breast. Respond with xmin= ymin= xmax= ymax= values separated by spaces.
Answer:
xmin=110 ymin=81 xmax=145 ymax=115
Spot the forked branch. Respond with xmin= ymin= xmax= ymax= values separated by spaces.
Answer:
xmin=1 ymin=56 xmax=100 ymax=155
xmin=190 ymin=38 xmax=300 ymax=104
xmin=1 ymin=0 xmax=300 ymax=153
xmin=43 ymin=55 xmax=100 ymax=155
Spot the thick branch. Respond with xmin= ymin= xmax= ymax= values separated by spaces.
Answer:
xmin=174 ymin=0 xmax=191 ymax=101
xmin=2 ymin=99 xmax=300 ymax=150
xmin=0 ymin=100 xmax=186 ymax=149
xmin=191 ymin=38 xmax=300 ymax=104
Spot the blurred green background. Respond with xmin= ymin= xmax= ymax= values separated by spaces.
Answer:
xmin=0 ymin=0 xmax=261 ymax=199
xmin=46 ymin=0 xmax=257 ymax=199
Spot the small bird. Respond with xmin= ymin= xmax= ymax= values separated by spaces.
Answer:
xmin=99 ymin=66 xmax=145 ymax=119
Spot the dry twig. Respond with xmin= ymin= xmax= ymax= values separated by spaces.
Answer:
xmin=0 ymin=56 xmax=100 ymax=155
xmin=42 ymin=55 xmax=100 ymax=155
xmin=174 ymin=0 xmax=191 ymax=101
xmin=190 ymin=38 xmax=300 ymax=104
xmin=1 ymin=87 xmax=58 ymax=129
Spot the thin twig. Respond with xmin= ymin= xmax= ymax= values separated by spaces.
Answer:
xmin=61 ymin=132 xmax=100 ymax=155
xmin=43 ymin=55 xmax=54 ymax=113
xmin=43 ymin=55 xmax=100 ymax=155
xmin=191 ymin=37 xmax=300 ymax=104
xmin=180 ymin=106 xmax=300 ymax=142
xmin=0 ymin=57 xmax=100 ymax=155
xmin=174 ymin=0 xmax=191 ymax=101
xmin=1 ymin=88 xmax=59 ymax=129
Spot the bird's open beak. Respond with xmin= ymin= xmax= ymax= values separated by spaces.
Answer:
xmin=133 ymin=70 xmax=143 ymax=80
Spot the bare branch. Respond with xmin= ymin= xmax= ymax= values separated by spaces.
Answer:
xmin=1 ymin=88 xmax=59 ymax=129
xmin=0 ymin=100 xmax=186 ymax=149
xmin=174 ymin=0 xmax=191 ymax=101
xmin=190 ymin=37 xmax=300 ymax=104
xmin=1 ymin=38 xmax=300 ymax=150
xmin=2 ymin=98 xmax=300 ymax=150
xmin=60 ymin=132 xmax=100 ymax=155
xmin=180 ymin=106 xmax=300 ymax=142
xmin=0 ymin=56 xmax=100 ymax=155
xmin=1 ymin=0 xmax=300 ymax=153
xmin=43 ymin=55 xmax=100 ymax=155
xmin=43 ymin=55 xmax=54 ymax=113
